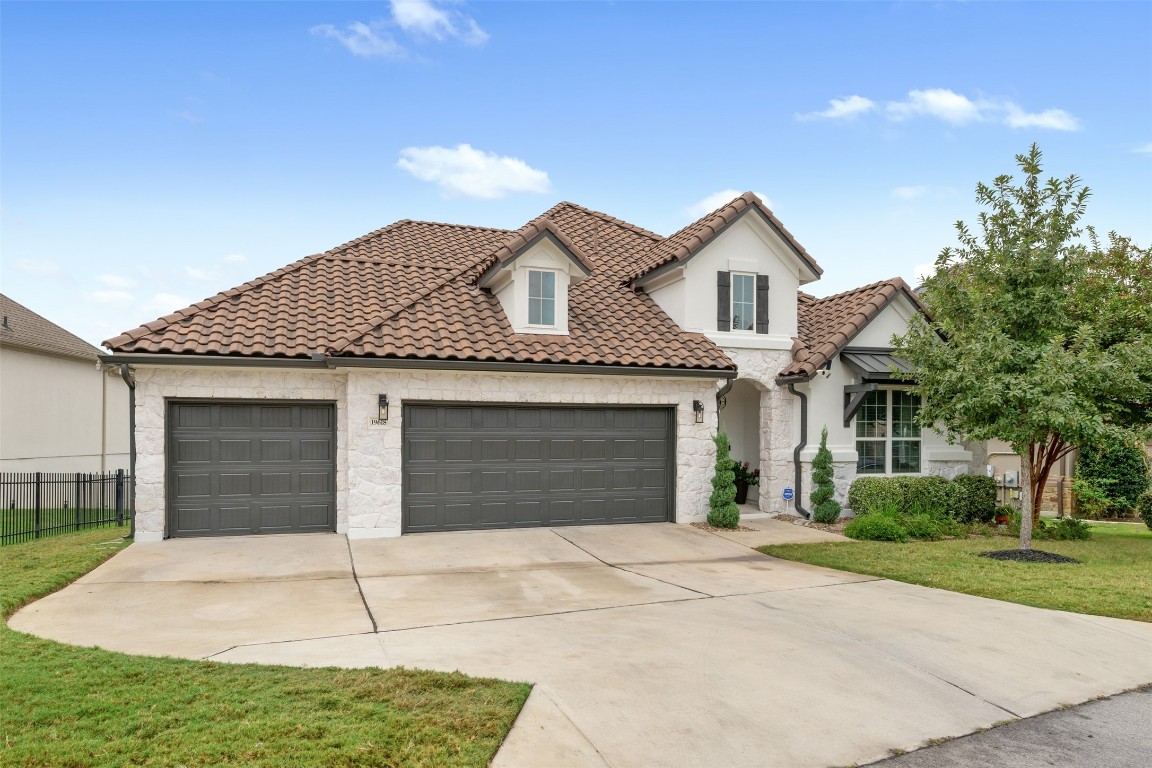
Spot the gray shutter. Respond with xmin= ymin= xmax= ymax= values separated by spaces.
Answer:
xmin=717 ymin=271 xmax=731 ymax=331
xmin=755 ymin=274 xmax=770 ymax=333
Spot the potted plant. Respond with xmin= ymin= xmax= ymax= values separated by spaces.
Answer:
xmin=732 ymin=460 xmax=761 ymax=505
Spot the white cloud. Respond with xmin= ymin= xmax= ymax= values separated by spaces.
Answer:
xmin=910 ymin=263 xmax=936 ymax=286
xmin=172 ymin=109 xmax=203 ymax=124
xmin=310 ymin=21 xmax=406 ymax=58
xmin=391 ymin=0 xmax=488 ymax=45
xmin=887 ymin=88 xmax=984 ymax=125
xmin=686 ymin=189 xmax=773 ymax=219
xmin=1134 ymin=142 xmax=1152 ymax=154
xmin=97 ymin=274 xmax=135 ymax=289
xmin=796 ymin=95 xmax=875 ymax=121
xmin=143 ymin=293 xmax=193 ymax=317
xmin=89 ymin=290 xmax=134 ymax=304
xmin=1003 ymin=104 xmax=1080 ymax=131
xmin=222 ymin=253 xmax=246 ymax=264
xmin=396 ymin=144 xmax=550 ymax=199
xmin=12 ymin=259 xmax=62 ymax=280
xmin=892 ymin=186 xmax=929 ymax=200
xmin=184 ymin=266 xmax=216 ymax=281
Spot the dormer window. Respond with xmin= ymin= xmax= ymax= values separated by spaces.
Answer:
xmin=717 ymin=270 xmax=769 ymax=334
xmin=528 ymin=269 xmax=557 ymax=327
xmin=731 ymin=272 xmax=756 ymax=331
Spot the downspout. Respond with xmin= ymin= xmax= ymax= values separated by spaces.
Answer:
xmin=715 ymin=378 xmax=734 ymax=427
xmin=785 ymin=382 xmax=810 ymax=519
xmin=119 ymin=364 xmax=136 ymax=540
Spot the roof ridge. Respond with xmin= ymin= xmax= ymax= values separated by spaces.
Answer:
xmin=543 ymin=201 xmax=664 ymax=242
xmin=101 ymin=252 xmax=327 ymax=348
xmin=810 ymin=277 xmax=903 ymax=304
xmin=325 ymin=219 xmax=511 ymax=256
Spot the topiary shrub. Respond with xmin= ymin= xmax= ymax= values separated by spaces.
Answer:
xmin=844 ymin=511 xmax=909 ymax=542
xmin=948 ymin=475 xmax=997 ymax=523
xmin=847 ymin=477 xmax=905 ymax=515
xmin=1137 ymin=490 xmax=1152 ymax=531
xmin=810 ymin=427 xmax=842 ymax=524
xmin=708 ymin=432 xmax=740 ymax=529
xmin=1076 ymin=436 xmax=1151 ymax=516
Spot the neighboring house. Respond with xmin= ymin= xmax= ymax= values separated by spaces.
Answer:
xmin=0 ymin=294 xmax=130 ymax=472
xmin=102 ymin=193 xmax=978 ymax=541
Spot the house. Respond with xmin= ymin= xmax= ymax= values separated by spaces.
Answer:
xmin=102 ymin=193 xmax=979 ymax=541
xmin=1 ymin=294 xmax=131 ymax=472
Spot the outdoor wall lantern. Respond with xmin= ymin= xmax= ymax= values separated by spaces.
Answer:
xmin=378 ymin=394 xmax=389 ymax=423
xmin=692 ymin=400 xmax=704 ymax=423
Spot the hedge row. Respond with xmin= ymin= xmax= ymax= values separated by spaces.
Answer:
xmin=847 ymin=474 xmax=997 ymax=523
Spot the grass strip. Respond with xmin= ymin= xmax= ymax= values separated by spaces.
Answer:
xmin=1 ymin=529 xmax=531 ymax=767
xmin=759 ymin=523 xmax=1152 ymax=623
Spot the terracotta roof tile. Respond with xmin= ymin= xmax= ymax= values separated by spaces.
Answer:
xmin=1 ymin=294 xmax=102 ymax=360
xmin=778 ymin=277 xmax=921 ymax=381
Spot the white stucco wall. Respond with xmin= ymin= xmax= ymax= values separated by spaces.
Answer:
xmin=0 ymin=346 xmax=130 ymax=472
xmin=130 ymin=365 xmax=720 ymax=541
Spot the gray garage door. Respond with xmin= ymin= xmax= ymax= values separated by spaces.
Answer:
xmin=167 ymin=401 xmax=336 ymax=537
xmin=402 ymin=404 xmax=674 ymax=532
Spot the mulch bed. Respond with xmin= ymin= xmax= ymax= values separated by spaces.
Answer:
xmin=690 ymin=521 xmax=760 ymax=533
xmin=979 ymin=549 xmax=1081 ymax=564
xmin=771 ymin=513 xmax=849 ymax=535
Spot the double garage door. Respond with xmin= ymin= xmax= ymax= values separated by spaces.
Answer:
xmin=403 ymin=404 xmax=675 ymax=532
xmin=167 ymin=400 xmax=674 ymax=536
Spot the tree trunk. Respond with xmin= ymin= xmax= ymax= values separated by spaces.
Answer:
xmin=1019 ymin=452 xmax=1034 ymax=551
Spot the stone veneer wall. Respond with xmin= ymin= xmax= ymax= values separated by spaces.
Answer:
xmin=131 ymin=365 xmax=719 ymax=540
xmin=719 ymin=349 xmax=796 ymax=516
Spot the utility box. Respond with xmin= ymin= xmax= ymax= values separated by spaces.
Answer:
xmin=1003 ymin=471 xmax=1019 ymax=488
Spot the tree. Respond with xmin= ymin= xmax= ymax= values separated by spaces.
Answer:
xmin=811 ymin=427 xmax=842 ymax=523
xmin=895 ymin=144 xmax=1152 ymax=550
xmin=708 ymin=432 xmax=740 ymax=529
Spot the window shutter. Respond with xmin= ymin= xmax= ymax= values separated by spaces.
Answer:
xmin=755 ymin=274 xmax=770 ymax=334
xmin=717 ymin=271 xmax=731 ymax=331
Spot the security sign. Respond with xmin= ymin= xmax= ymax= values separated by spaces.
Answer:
xmin=782 ymin=487 xmax=795 ymax=501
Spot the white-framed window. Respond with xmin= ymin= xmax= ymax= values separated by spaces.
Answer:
xmin=731 ymin=272 xmax=755 ymax=331
xmin=855 ymin=389 xmax=921 ymax=474
xmin=527 ymin=269 xmax=557 ymax=327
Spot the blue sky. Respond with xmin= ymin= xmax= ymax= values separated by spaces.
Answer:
xmin=2 ymin=1 xmax=1150 ymax=348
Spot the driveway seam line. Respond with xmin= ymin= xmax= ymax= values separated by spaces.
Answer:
xmin=345 ymin=537 xmax=378 ymax=633
xmin=527 ymin=687 xmax=619 ymax=768
xmin=200 ymin=630 xmax=380 ymax=659
xmin=374 ymin=595 xmax=711 ymax=634
xmin=549 ymin=528 xmax=713 ymax=597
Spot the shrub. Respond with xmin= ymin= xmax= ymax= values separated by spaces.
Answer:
xmin=847 ymin=477 xmax=905 ymax=515
xmin=708 ymin=432 xmax=740 ymax=529
xmin=1076 ymin=436 xmax=1151 ymax=514
xmin=1072 ymin=478 xmax=1118 ymax=519
xmin=811 ymin=427 xmax=842 ymax=524
xmin=948 ymin=475 xmax=997 ymax=523
xmin=844 ymin=511 xmax=909 ymax=542
xmin=1139 ymin=490 xmax=1152 ymax=531
xmin=902 ymin=513 xmax=943 ymax=540
xmin=1042 ymin=517 xmax=1092 ymax=541
xmin=994 ymin=505 xmax=1016 ymax=521
xmin=902 ymin=476 xmax=951 ymax=515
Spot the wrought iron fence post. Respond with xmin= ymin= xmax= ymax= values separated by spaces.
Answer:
xmin=34 ymin=471 xmax=42 ymax=539
xmin=75 ymin=472 xmax=83 ymax=531
xmin=115 ymin=469 xmax=125 ymax=525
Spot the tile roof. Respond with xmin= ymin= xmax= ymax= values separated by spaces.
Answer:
xmin=779 ymin=277 xmax=922 ymax=381
xmin=628 ymin=192 xmax=823 ymax=283
xmin=104 ymin=205 xmax=734 ymax=372
xmin=103 ymin=198 xmax=915 ymax=381
xmin=1 ymin=294 xmax=103 ymax=361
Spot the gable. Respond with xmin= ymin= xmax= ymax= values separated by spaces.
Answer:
xmin=846 ymin=293 xmax=918 ymax=348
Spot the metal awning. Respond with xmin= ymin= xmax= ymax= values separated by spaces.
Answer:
xmin=841 ymin=349 xmax=912 ymax=382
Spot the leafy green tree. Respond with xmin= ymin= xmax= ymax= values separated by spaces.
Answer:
xmin=811 ymin=427 xmax=842 ymax=523
xmin=708 ymin=432 xmax=740 ymax=529
xmin=895 ymin=144 xmax=1152 ymax=550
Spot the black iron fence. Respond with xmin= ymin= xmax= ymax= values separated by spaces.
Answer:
xmin=1 ymin=470 xmax=132 ymax=546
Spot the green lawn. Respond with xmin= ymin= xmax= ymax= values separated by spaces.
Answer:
xmin=0 ymin=530 xmax=531 ymax=767
xmin=759 ymin=523 xmax=1152 ymax=623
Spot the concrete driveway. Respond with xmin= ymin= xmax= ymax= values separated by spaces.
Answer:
xmin=11 ymin=520 xmax=1152 ymax=768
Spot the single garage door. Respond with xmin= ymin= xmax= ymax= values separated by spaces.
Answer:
xmin=167 ymin=401 xmax=336 ymax=536
xmin=402 ymin=404 xmax=674 ymax=532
